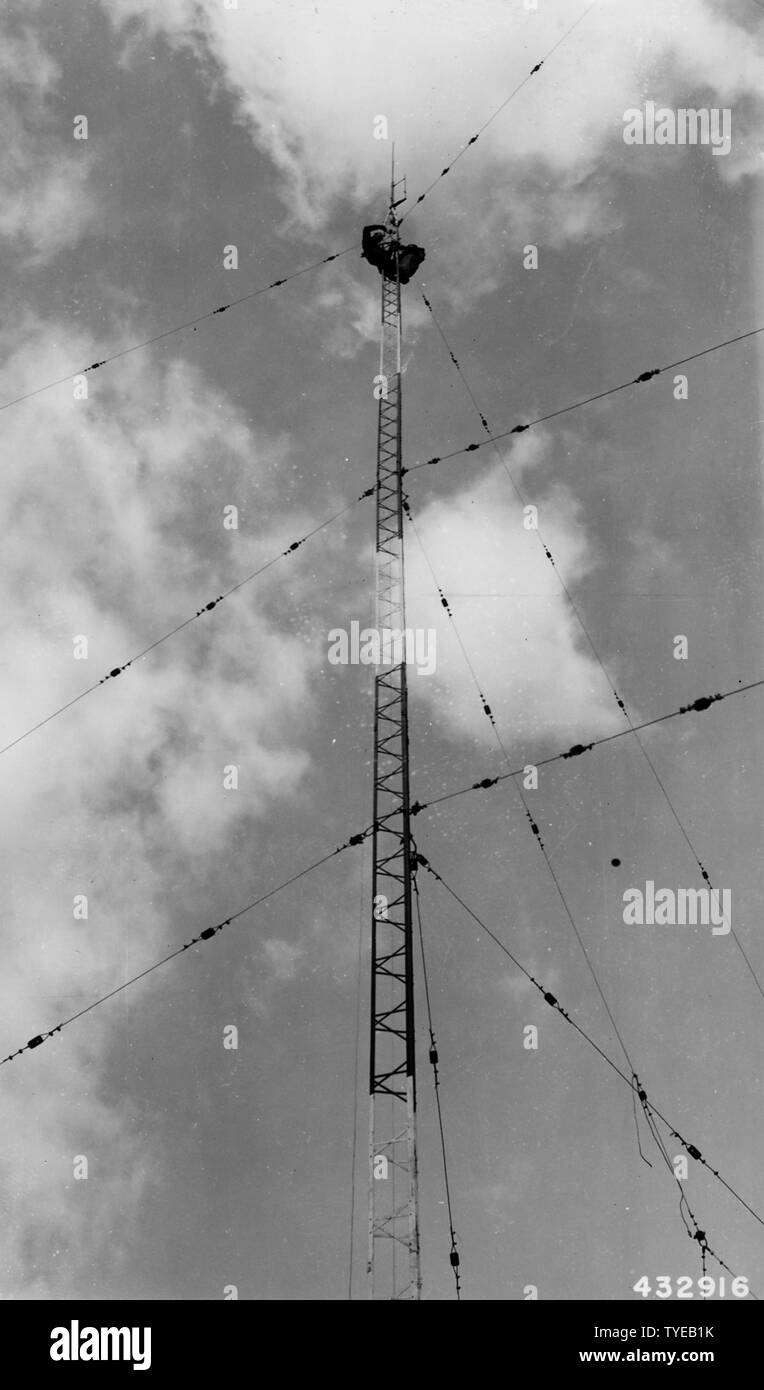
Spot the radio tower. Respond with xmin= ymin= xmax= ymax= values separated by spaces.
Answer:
xmin=366 ymin=155 xmax=424 ymax=1300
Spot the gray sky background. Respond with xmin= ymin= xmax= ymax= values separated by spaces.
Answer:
xmin=1 ymin=0 xmax=763 ymax=1300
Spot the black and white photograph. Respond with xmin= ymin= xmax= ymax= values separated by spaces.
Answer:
xmin=1 ymin=0 xmax=763 ymax=1342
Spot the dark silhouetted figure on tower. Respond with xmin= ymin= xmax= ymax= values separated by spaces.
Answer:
xmin=362 ymin=224 xmax=425 ymax=284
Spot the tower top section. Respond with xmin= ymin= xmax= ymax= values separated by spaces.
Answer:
xmin=361 ymin=148 xmax=425 ymax=286
xmin=386 ymin=144 xmax=407 ymax=234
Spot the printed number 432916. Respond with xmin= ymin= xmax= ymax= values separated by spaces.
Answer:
xmin=633 ymin=1275 xmax=749 ymax=1299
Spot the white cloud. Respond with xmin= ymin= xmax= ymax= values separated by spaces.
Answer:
xmin=106 ymin=0 xmax=763 ymax=255
xmin=0 ymin=27 xmax=97 ymax=263
xmin=0 ymin=326 xmax=319 ymax=1293
xmin=309 ymin=270 xmax=431 ymax=357
xmin=404 ymin=437 xmax=626 ymax=747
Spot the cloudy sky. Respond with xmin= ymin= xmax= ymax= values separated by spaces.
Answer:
xmin=1 ymin=0 xmax=763 ymax=1301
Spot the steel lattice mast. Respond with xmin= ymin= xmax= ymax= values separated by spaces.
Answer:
xmin=367 ymin=163 xmax=422 ymax=1301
